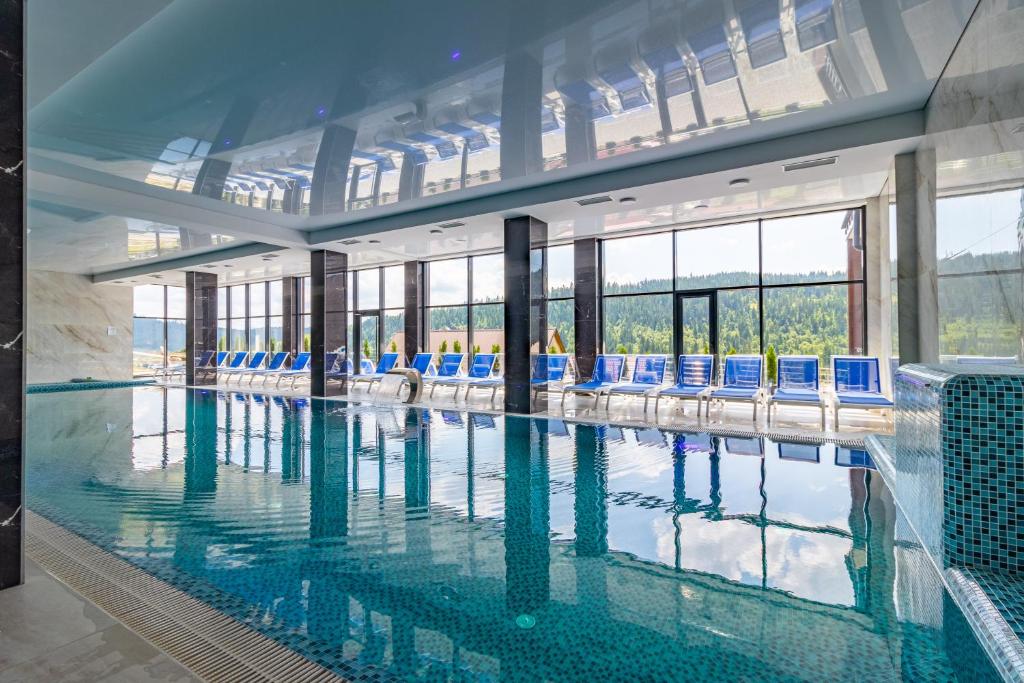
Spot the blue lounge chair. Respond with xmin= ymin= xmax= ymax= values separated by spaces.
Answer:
xmin=604 ymin=355 xmax=669 ymax=411
xmin=214 ymin=352 xmax=249 ymax=381
xmin=777 ymin=442 xmax=820 ymax=463
xmin=360 ymin=358 xmax=375 ymax=374
xmin=654 ymin=354 xmax=714 ymax=415
xmin=409 ymin=352 xmax=436 ymax=376
xmin=272 ymin=352 xmax=312 ymax=389
xmin=245 ymin=356 xmax=294 ymax=387
xmin=222 ymin=351 xmax=267 ymax=384
xmin=530 ymin=354 xmax=572 ymax=402
xmin=424 ymin=353 xmax=468 ymax=397
xmin=162 ymin=349 xmax=215 ymax=381
xmin=831 ymin=356 xmax=893 ymax=428
xmin=436 ymin=354 xmax=498 ymax=400
xmin=766 ymin=355 xmax=826 ymax=430
xmin=352 ymin=352 xmax=401 ymax=391
xmin=561 ymin=355 xmax=626 ymax=409
xmin=705 ymin=355 xmax=765 ymax=422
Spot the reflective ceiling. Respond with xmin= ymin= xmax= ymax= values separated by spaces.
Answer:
xmin=30 ymin=0 xmax=974 ymax=233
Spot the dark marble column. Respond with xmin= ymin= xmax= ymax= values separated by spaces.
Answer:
xmin=310 ymin=250 xmax=348 ymax=397
xmin=185 ymin=272 xmax=218 ymax=386
xmin=0 ymin=0 xmax=23 ymax=592
xmin=574 ymin=238 xmax=602 ymax=380
xmin=573 ymin=425 xmax=608 ymax=557
xmin=309 ymin=124 xmax=356 ymax=217
xmin=281 ymin=275 xmax=298 ymax=357
xmin=403 ymin=261 xmax=423 ymax=364
xmin=504 ymin=216 xmax=547 ymax=413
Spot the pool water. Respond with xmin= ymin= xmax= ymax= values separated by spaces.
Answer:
xmin=26 ymin=387 xmax=997 ymax=681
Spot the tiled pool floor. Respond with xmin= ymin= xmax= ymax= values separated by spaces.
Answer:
xmin=24 ymin=386 xmax=992 ymax=681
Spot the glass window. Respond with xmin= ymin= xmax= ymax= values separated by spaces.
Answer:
xmin=166 ymin=286 xmax=186 ymax=319
xmin=937 ymin=190 xmax=1023 ymax=275
xmin=546 ymin=299 xmax=575 ymax=352
xmin=133 ymin=285 xmax=164 ymax=318
xmin=249 ymin=318 xmax=266 ymax=352
xmin=217 ymin=287 xmax=227 ymax=319
xmin=428 ymin=306 xmax=468 ymax=353
xmin=230 ymin=318 xmax=246 ymax=352
xmin=229 ymin=285 xmax=246 ymax=318
xmin=383 ymin=310 xmax=404 ymax=356
xmin=676 ymin=222 xmax=759 ymax=289
xmin=268 ymin=316 xmax=283 ymax=352
xmin=167 ymin=320 xmax=186 ymax=363
xmin=301 ymin=315 xmax=311 ymax=352
xmin=718 ymin=289 xmax=760 ymax=355
xmin=217 ymin=320 xmax=227 ymax=352
xmin=472 ymin=254 xmax=504 ymax=303
xmin=547 ymin=245 xmax=574 ymax=298
xmin=303 ymin=277 xmax=311 ymax=314
xmin=132 ymin=317 xmax=163 ymax=376
xmin=603 ymin=233 xmax=673 ymax=294
xmin=939 ymin=273 xmax=1022 ymax=359
xmin=428 ymin=258 xmax=468 ymax=305
xmin=471 ymin=303 xmax=504 ymax=354
xmin=603 ymin=294 xmax=673 ymax=354
xmin=383 ymin=266 xmax=404 ymax=309
xmin=269 ymin=280 xmax=283 ymax=315
xmin=764 ymin=284 xmax=864 ymax=365
xmin=356 ymin=268 xmax=380 ymax=310
xmin=249 ymin=282 xmax=266 ymax=318
xmin=761 ymin=210 xmax=863 ymax=284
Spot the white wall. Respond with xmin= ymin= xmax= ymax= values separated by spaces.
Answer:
xmin=27 ymin=270 xmax=132 ymax=383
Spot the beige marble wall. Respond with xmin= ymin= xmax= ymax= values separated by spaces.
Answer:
xmin=27 ymin=270 xmax=133 ymax=383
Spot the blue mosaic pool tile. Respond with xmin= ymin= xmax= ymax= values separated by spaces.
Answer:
xmin=27 ymin=379 xmax=156 ymax=393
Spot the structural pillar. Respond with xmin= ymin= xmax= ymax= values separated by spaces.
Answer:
xmin=185 ymin=272 xmax=218 ymax=385
xmin=894 ymin=151 xmax=939 ymax=365
xmin=504 ymin=216 xmax=547 ymax=413
xmin=0 ymin=0 xmax=23 ymax=591
xmin=310 ymin=250 xmax=348 ymax=397
xmin=574 ymin=238 xmax=602 ymax=380
xmin=309 ymin=125 xmax=356 ymax=217
xmin=404 ymin=261 xmax=424 ymax=364
xmin=281 ymin=275 xmax=298 ymax=357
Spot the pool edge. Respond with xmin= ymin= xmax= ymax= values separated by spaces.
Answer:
xmin=25 ymin=510 xmax=345 ymax=683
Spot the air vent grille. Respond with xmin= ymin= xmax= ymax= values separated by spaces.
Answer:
xmin=437 ymin=221 xmax=465 ymax=229
xmin=783 ymin=156 xmax=837 ymax=172
xmin=340 ymin=239 xmax=361 ymax=245
xmin=576 ymin=195 xmax=613 ymax=206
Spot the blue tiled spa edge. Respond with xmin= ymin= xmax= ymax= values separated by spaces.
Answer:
xmin=27 ymin=379 xmax=156 ymax=394
xmin=866 ymin=363 xmax=1024 ymax=682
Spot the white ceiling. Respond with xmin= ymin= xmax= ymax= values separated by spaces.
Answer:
xmin=26 ymin=0 xmax=982 ymax=282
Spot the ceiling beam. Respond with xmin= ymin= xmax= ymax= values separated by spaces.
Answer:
xmin=28 ymin=155 xmax=310 ymax=248
xmin=307 ymin=110 xmax=924 ymax=245
xmin=91 ymin=242 xmax=285 ymax=283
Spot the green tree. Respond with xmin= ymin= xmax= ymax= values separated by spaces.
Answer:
xmin=439 ymin=340 xmax=448 ymax=353
xmin=453 ymin=339 xmax=462 ymax=354
xmin=390 ymin=340 xmax=397 ymax=352
xmin=766 ymin=345 xmax=777 ymax=384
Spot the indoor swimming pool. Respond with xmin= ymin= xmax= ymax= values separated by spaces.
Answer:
xmin=24 ymin=386 xmax=998 ymax=681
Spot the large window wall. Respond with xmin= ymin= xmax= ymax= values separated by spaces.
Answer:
xmin=425 ymin=256 xmax=504 ymax=357
xmin=935 ymin=188 xmax=1023 ymax=361
xmin=601 ymin=208 xmax=866 ymax=371
xmin=132 ymin=284 xmax=185 ymax=376
xmin=217 ymin=281 xmax=285 ymax=355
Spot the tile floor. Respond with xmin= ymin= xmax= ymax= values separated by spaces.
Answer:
xmin=0 ymin=559 xmax=197 ymax=682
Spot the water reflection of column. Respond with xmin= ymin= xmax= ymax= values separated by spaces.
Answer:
xmin=574 ymin=425 xmax=608 ymax=557
xmin=352 ymin=413 xmax=362 ymax=492
xmin=864 ymin=471 xmax=899 ymax=635
xmin=176 ymin=389 xmax=218 ymax=571
xmin=846 ymin=469 xmax=870 ymax=612
xmin=307 ymin=401 xmax=350 ymax=642
xmin=504 ymin=417 xmax=550 ymax=614
xmin=281 ymin=401 xmax=303 ymax=483
xmin=707 ymin=439 xmax=723 ymax=521
xmin=404 ymin=411 xmax=430 ymax=512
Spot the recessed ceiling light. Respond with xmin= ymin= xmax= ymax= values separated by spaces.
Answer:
xmin=430 ymin=229 xmax=443 ymax=234
xmin=203 ymin=264 xmax=217 ymax=268
xmin=437 ymin=221 xmax=465 ymax=229
xmin=693 ymin=203 xmax=709 ymax=210
xmin=618 ymin=196 xmax=638 ymax=204
xmin=729 ymin=178 xmax=751 ymax=187
xmin=221 ymin=264 xmax=233 ymax=267
xmin=368 ymin=239 xmax=381 ymax=244
xmin=340 ymin=238 xmax=360 ymax=245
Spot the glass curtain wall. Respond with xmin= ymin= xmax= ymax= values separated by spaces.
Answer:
xmin=935 ymin=188 xmax=1023 ymax=361
xmin=424 ymin=256 xmax=505 ymax=359
xmin=546 ymin=245 xmax=575 ymax=353
xmin=601 ymin=208 xmax=867 ymax=379
xmin=132 ymin=284 xmax=185 ymax=376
